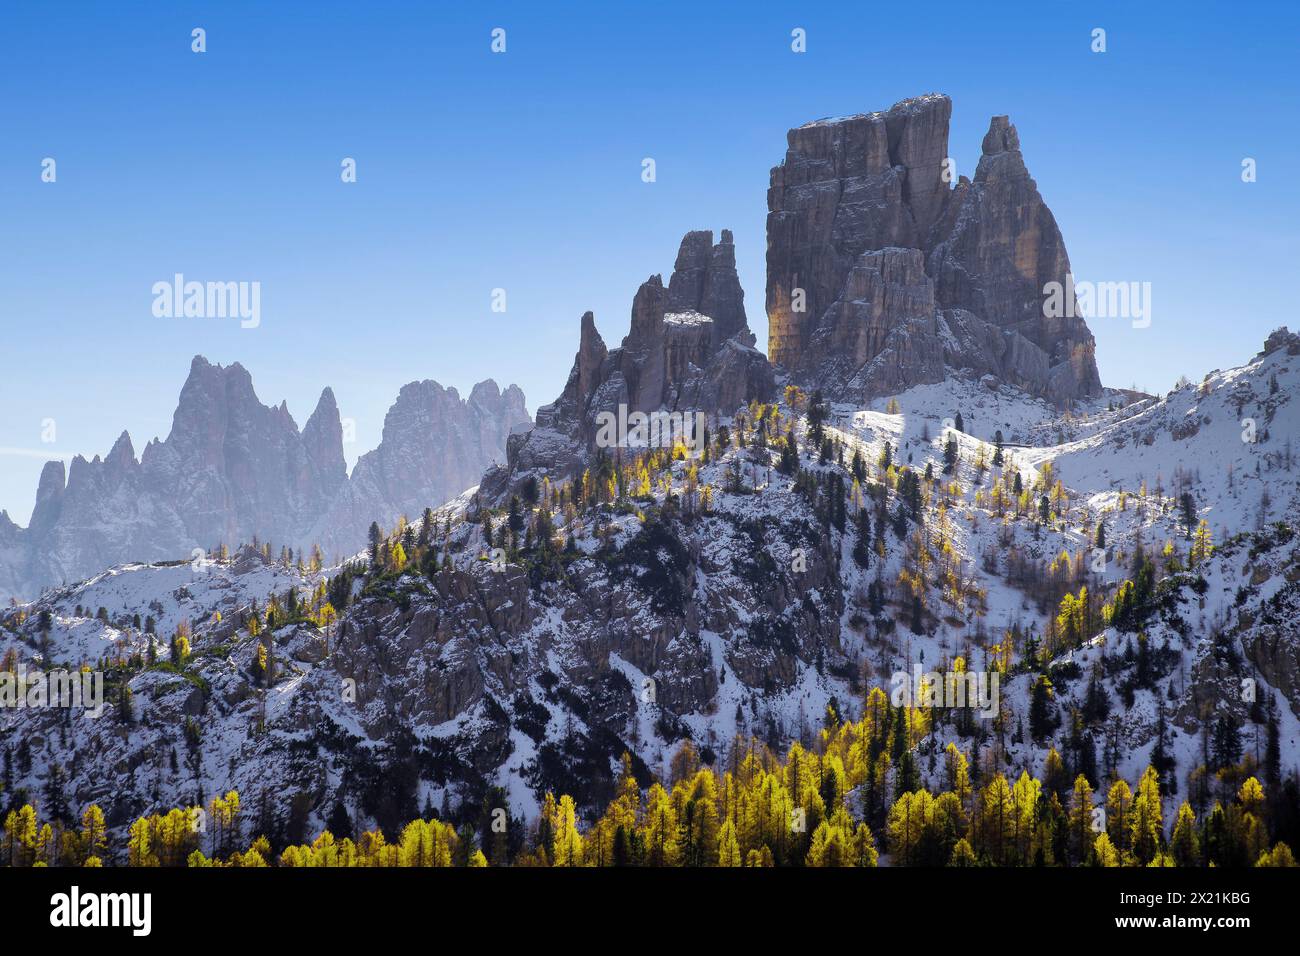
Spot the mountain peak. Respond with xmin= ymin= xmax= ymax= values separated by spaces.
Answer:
xmin=313 ymin=386 xmax=338 ymax=413
xmin=768 ymin=94 xmax=1100 ymax=406
xmin=667 ymin=229 xmax=749 ymax=348
xmin=468 ymin=379 xmax=502 ymax=405
xmin=105 ymin=430 xmax=137 ymax=470
xmin=981 ymin=114 xmax=1020 ymax=155
xmin=303 ymin=385 xmax=347 ymax=491
xmin=28 ymin=460 xmax=67 ymax=534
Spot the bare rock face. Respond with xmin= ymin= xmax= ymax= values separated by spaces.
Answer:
xmin=1 ymin=357 xmax=529 ymax=597
xmin=28 ymin=461 xmax=67 ymax=537
xmin=802 ymin=246 xmax=943 ymax=397
xmin=767 ymin=94 xmax=1102 ymax=405
xmin=928 ymin=115 xmax=1102 ymax=399
xmin=667 ymin=228 xmax=751 ymax=350
xmin=301 ymin=387 xmax=348 ymax=491
xmin=484 ymin=230 xmax=774 ymax=501
xmin=0 ymin=511 xmax=26 ymax=599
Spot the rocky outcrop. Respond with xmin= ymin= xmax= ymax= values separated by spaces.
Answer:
xmin=0 ymin=511 xmax=25 ymax=599
xmin=1261 ymin=326 xmax=1300 ymax=357
xmin=667 ymin=229 xmax=750 ymax=350
xmin=767 ymin=94 xmax=1102 ymax=405
xmin=483 ymin=230 xmax=773 ymax=501
xmin=1 ymin=358 xmax=529 ymax=597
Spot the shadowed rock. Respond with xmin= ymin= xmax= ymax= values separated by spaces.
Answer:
xmin=767 ymin=94 xmax=1102 ymax=405
xmin=483 ymin=229 xmax=774 ymax=502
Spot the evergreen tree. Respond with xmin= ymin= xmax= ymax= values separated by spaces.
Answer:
xmin=943 ymin=436 xmax=958 ymax=475
xmin=1180 ymin=492 xmax=1196 ymax=536
xmin=806 ymin=390 xmax=828 ymax=449
xmin=1028 ymin=675 xmax=1057 ymax=740
xmin=852 ymin=508 xmax=872 ymax=569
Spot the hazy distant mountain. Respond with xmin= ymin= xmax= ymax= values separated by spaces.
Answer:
xmin=0 ymin=357 xmax=528 ymax=598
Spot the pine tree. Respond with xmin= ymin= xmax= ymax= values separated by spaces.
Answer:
xmin=1129 ymin=766 xmax=1164 ymax=865
xmin=127 ymin=817 xmax=155 ymax=867
xmin=1169 ymin=801 xmax=1200 ymax=866
xmin=943 ymin=436 xmax=958 ymax=475
xmin=1028 ymin=676 xmax=1057 ymax=740
xmin=807 ymin=390 xmax=827 ymax=449
xmin=1067 ymin=775 xmax=1095 ymax=865
xmin=1190 ymin=519 xmax=1214 ymax=566
xmin=642 ymin=784 xmax=680 ymax=866
xmin=551 ymin=795 xmax=584 ymax=867
xmin=717 ymin=819 xmax=741 ymax=866
xmin=948 ymin=837 xmax=977 ymax=866
xmin=1092 ymin=831 xmax=1121 ymax=866
xmin=852 ymin=508 xmax=872 ymax=569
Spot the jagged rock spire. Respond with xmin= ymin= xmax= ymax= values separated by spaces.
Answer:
xmin=485 ymin=229 xmax=774 ymax=501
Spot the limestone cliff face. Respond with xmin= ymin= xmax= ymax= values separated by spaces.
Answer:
xmin=766 ymin=94 xmax=1102 ymax=405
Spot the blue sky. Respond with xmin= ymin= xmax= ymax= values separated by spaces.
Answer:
xmin=2 ymin=0 xmax=1297 ymax=524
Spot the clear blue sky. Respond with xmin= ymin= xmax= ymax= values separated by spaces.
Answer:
xmin=2 ymin=0 xmax=1296 ymax=524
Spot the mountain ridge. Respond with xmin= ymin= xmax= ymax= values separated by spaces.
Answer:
xmin=0 ymin=357 xmax=529 ymax=600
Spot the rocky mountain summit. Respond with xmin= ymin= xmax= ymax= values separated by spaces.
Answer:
xmin=490 ymin=94 xmax=1106 ymax=507
xmin=0 ymin=358 xmax=528 ymax=599
xmin=766 ymin=94 xmax=1102 ymax=406
xmin=482 ymin=229 xmax=773 ymax=501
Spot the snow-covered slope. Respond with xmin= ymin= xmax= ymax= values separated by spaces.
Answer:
xmin=2 ymin=332 xmax=1297 ymax=854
